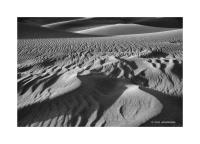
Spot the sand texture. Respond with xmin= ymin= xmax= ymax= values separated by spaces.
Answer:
xmin=17 ymin=18 xmax=183 ymax=127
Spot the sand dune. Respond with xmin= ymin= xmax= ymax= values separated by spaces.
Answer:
xmin=42 ymin=17 xmax=94 ymax=30
xmin=74 ymin=24 xmax=176 ymax=36
xmin=17 ymin=18 xmax=183 ymax=127
xmin=42 ymin=17 xmax=182 ymax=32
xmin=18 ymin=22 xmax=98 ymax=39
xmin=18 ymin=17 xmax=83 ymax=25
xmin=18 ymin=56 xmax=166 ymax=127
xmin=18 ymin=67 xmax=163 ymax=126
xmin=18 ymin=54 xmax=182 ymax=126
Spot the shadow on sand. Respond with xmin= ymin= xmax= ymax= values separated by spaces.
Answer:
xmin=17 ymin=74 xmax=127 ymax=127
xmin=139 ymin=86 xmax=182 ymax=127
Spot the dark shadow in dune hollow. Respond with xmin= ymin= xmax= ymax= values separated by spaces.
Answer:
xmin=17 ymin=74 xmax=127 ymax=127
xmin=139 ymin=86 xmax=182 ymax=127
xmin=18 ymin=65 xmax=33 ymax=73
xmin=171 ymin=60 xmax=183 ymax=81
xmin=140 ymin=50 xmax=168 ymax=58
xmin=39 ymin=58 xmax=57 ymax=67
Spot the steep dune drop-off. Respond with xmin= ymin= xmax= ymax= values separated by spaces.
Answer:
xmin=18 ymin=29 xmax=182 ymax=126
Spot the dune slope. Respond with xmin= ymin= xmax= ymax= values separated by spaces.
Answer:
xmin=75 ymin=24 xmax=176 ymax=36
xmin=42 ymin=17 xmax=182 ymax=32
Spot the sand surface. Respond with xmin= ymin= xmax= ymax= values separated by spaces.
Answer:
xmin=17 ymin=18 xmax=183 ymax=127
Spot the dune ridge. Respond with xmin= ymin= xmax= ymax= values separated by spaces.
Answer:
xmin=42 ymin=17 xmax=182 ymax=32
xmin=75 ymin=24 xmax=176 ymax=36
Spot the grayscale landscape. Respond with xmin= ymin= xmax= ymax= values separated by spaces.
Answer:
xmin=17 ymin=17 xmax=183 ymax=127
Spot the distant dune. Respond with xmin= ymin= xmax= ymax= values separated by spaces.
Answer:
xmin=134 ymin=17 xmax=182 ymax=28
xmin=18 ymin=22 xmax=98 ymax=39
xmin=42 ymin=17 xmax=182 ymax=32
xmin=74 ymin=24 xmax=176 ymax=36
xmin=17 ymin=17 xmax=83 ymax=25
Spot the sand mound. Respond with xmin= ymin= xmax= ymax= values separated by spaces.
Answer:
xmin=18 ymin=64 xmax=163 ymax=126
xmin=18 ymin=54 xmax=182 ymax=126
